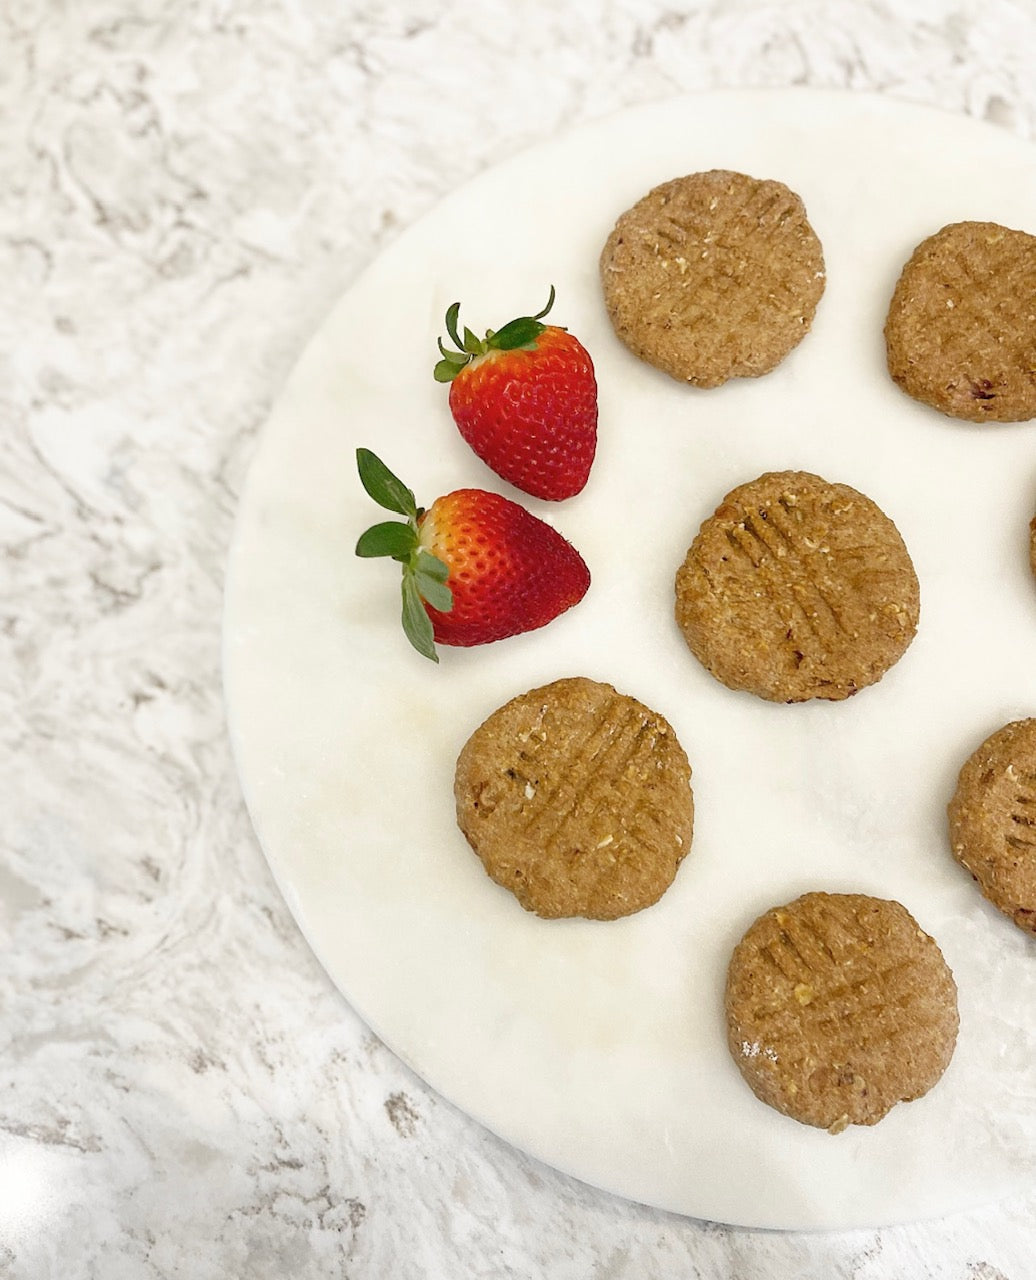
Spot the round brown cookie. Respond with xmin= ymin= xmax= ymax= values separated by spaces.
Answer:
xmin=1030 ymin=513 xmax=1036 ymax=579
xmin=725 ymin=892 xmax=959 ymax=1134
xmin=884 ymin=220 xmax=1036 ymax=423
xmin=948 ymin=718 xmax=1036 ymax=936
xmin=454 ymin=677 xmax=693 ymax=920
xmin=674 ymin=470 xmax=919 ymax=703
xmin=599 ymin=170 xmax=825 ymax=388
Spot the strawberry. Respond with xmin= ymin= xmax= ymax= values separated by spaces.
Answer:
xmin=433 ymin=287 xmax=597 ymax=501
xmin=355 ymin=448 xmax=590 ymax=660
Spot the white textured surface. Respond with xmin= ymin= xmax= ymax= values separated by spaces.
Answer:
xmin=3 ymin=2 xmax=1036 ymax=1276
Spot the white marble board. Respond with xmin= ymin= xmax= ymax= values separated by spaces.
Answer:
xmin=223 ymin=91 xmax=1036 ymax=1231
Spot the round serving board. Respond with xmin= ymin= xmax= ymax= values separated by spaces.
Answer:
xmin=223 ymin=90 xmax=1036 ymax=1229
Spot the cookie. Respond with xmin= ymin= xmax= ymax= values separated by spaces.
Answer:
xmin=948 ymin=718 xmax=1036 ymax=935
xmin=725 ymin=892 xmax=959 ymax=1134
xmin=454 ymin=677 xmax=693 ymax=920
xmin=599 ymin=169 xmax=825 ymax=388
xmin=674 ymin=470 xmax=919 ymax=703
xmin=884 ymin=220 xmax=1036 ymax=423
xmin=1030 ymin=512 xmax=1036 ymax=578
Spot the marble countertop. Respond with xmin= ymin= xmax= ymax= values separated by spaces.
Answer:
xmin=3 ymin=2 xmax=1035 ymax=1276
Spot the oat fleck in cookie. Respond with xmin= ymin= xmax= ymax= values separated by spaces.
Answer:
xmin=884 ymin=220 xmax=1036 ymax=423
xmin=948 ymin=718 xmax=1036 ymax=936
xmin=454 ymin=677 xmax=693 ymax=920
xmin=674 ymin=471 xmax=919 ymax=703
xmin=599 ymin=170 xmax=825 ymax=388
xmin=725 ymin=892 xmax=959 ymax=1134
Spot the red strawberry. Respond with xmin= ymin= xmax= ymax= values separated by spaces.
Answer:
xmin=355 ymin=448 xmax=590 ymax=660
xmin=433 ymin=287 xmax=597 ymax=501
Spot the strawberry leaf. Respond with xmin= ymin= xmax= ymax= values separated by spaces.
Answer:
xmin=356 ymin=452 xmax=455 ymax=662
xmin=437 ymin=289 xmax=562 ymax=375
xmin=531 ymin=284 xmax=556 ymax=320
xmin=437 ymin=338 xmax=469 ymax=364
xmin=487 ymin=286 xmax=561 ymax=350
xmin=356 ymin=449 xmax=418 ymax=517
xmin=355 ymin=521 xmax=418 ymax=559
xmin=444 ymin=302 xmax=463 ymax=350
xmin=435 ymin=304 xmax=486 ymax=381
xmin=401 ymin=574 xmax=438 ymax=662
xmin=415 ymin=551 xmax=449 ymax=581
xmin=489 ymin=316 xmax=546 ymax=350
xmin=415 ymin=571 xmax=452 ymax=612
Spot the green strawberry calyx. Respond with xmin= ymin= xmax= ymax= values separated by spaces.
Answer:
xmin=354 ymin=447 xmax=452 ymax=663
xmin=433 ymin=286 xmax=560 ymax=383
